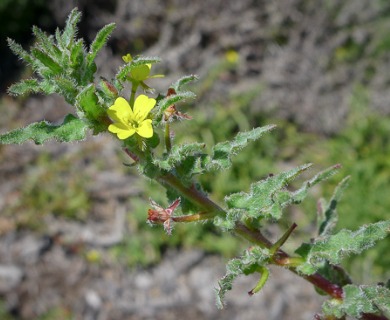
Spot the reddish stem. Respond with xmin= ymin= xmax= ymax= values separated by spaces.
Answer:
xmin=235 ymin=222 xmax=344 ymax=299
xmin=124 ymin=151 xmax=345 ymax=301
xmin=361 ymin=314 xmax=389 ymax=320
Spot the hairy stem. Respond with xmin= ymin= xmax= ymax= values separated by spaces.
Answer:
xmin=235 ymin=222 xmax=343 ymax=299
xmin=165 ymin=122 xmax=172 ymax=152
xmin=125 ymin=151 xmax=344 ymax=300
xmin=129 ymin=82 xmax=139 ymax=107
xmin=157 ymin=172 xmax=225 ymax=216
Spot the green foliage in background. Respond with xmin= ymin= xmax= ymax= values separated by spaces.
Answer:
xmin=110 ymin=181 xmax=241 ymax=267
xmin=316 ymin=86 xmax=390 ymax=281
xmin=2 ymin=152 xmax=91 ymax=230
xmin=169 ymin=56 xmax=390 ymax=282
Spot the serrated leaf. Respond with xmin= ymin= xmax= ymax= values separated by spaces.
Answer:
xmin=87 ymin=23 xmax=116 ymax=65
xmin=322 ymin=284 xmax=390 ymax=318
xmin=264 ymin=164 xmax=342 ymax=219
xmin=318 ymin=176 xmax=350 ymax=236
xmin=215 ymin=247 xmax=271 ymax=308
xmin=267 ymin=165 xmax=341 ymax=219
xmin=225 ymin=163 xmax=312 ymax=220
xmin=171 ymin=75 xmax=199 ymax=92
xmin=203 ymin=125 xmax=276 ymax=171
xmin=296 ymin=220 xmax=390 ymax=275
xmin=0 ymin=114 xmax=88 ymax=145
xmin=153 ymin=143 xmax=206 ymax=171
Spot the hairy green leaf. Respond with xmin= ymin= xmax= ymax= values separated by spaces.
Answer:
xmin=215 ymin=247 xmax=271 ymax=308
xmin=322 ymin=284 xmax=390 ymax=318
xmin=317 ymin=176 xmax=350 ymax=236
xmin=61 ymin=8 xmax=82 ymax=48
xmin=214 ymin=208 xmax=244 ymax=231
xmin=32 ymin=26 xmax=61 ymax=59
xmin=267 ymin=164 xmax=342 ymax=219
xmin=225 ymin=163 xmax=312 ymax=220
xmin=203 ymin=125 xmax=276 ymax=172
xmin=0 ymin=114 xmax=88 ymax=145
xmin=53 ymin=76 xmax=79 ymax=104
xmin=8 ymin=79 xmax=41 ymax=96
xmin=31 ymin=48 xmax=62 ymax=75
xmin=154 ymin=91 xmax=196 ymax=123
xmin=87 ymin=23 xmax=116 ymax=65
xmin=7 ymin=38 xmax=34 ymax=64
xmin=296 ymin=220 xmax=390 ymax=275
xmin=153 ymin=143 xmax=206 ymax=171
xmin=70 ymin=39 xmax=85 ymax=68
xmin=171 ymin=75 xmax=199 ymax=92
xmin=75 ymin=84 xmax=107 ymax=133
xmin=55 ymin=27 xmax=62 ymax=47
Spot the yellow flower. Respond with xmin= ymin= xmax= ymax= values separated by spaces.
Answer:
xmin=122 ymin=53 xmax=164 ymax=84
xmin=225 ymin=49 xmax=239 ymax=64
xmin=107 ymin=95 xmax=155 ymax=139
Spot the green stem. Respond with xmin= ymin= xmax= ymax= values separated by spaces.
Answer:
xmin=165 ymin=122 xmax=172 ymax=152
xmin=248 ymin=266 xmax=269 ymax=296
xmin=157 ymin=172 xmax=225 ymax=217
xmin=235 ymin=223 xmax=343 ymax=299
xmin=172 ymin=212 xmax=212 ymax=222
xmin=270 ymin=223 xmax=297 ymax=255
xmin=129 ymin=81 xmax=139 ymax=106
xmin=123 ymin=149 xmax=344 ymax=300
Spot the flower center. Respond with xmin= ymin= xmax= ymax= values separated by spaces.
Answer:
xmin=127 ymin=118 xmax=139 ymax=128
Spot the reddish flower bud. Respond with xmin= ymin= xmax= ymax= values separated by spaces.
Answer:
xmin=147 ymin=198 xmax=181 ymax=235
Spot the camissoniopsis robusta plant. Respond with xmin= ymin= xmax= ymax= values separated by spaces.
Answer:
xmin=1 ymin=8 xmax=389 ymax=320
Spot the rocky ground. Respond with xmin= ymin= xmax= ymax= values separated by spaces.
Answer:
xmin=0 ymin=98 xmax=325 ymax=319
xmin=1 ymin=0 xmax=389 ymax=319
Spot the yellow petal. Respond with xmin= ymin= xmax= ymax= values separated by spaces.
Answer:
xmin=133 ymin=95 xmax=156 ymax=122
xmin=131 ymin=64 xmax=151 ymax=81
xmin=122 ymin=53 xmax=132 ymax=63
xmin=108 ymin=97 xmax=134 ymax=121
xmin=136 ymin=119 xmax=153 ymax=138
xmin=107 ymin=109 xmax=123 ymax=123
xmin=108 ymin=123 xmax=135 ymax=140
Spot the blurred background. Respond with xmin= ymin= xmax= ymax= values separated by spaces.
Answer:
xmin=0 ymin=0 xmax=389 ymax=319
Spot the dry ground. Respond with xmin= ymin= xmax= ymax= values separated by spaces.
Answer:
xmin=1 ymin=1 xmax=389 ymax=319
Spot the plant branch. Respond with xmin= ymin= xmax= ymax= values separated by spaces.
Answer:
xmin=149 ymin=163 xmax=345 ymax=300
xmin=156 ymin=171 xmax=225 ymax=216
xmin=235 ymin=222 xmax=344 ymax=299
